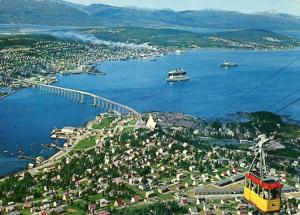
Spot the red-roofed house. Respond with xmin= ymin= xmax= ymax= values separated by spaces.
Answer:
xmin=114 ymin=198 xmax=125 ymax=207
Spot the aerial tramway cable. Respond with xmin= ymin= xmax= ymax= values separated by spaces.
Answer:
xmin=266 ymin=88 xmax=300 ymax=110
xmin=275 ymin=96 xmax=300 ymax=113
xmin=214 ymin=56 xmax=300 ymax=118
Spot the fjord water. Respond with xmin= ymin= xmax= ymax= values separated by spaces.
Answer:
xmin=1 ymin=49 xmax=300 ymax=176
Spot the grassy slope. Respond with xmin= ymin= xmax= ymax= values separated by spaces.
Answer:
xmin=92 ymin=117 xmax=116 ymax=129
xmin=82 ymin=27 xmax=300 ymax=48
xmin=74 ymin=136 xmax=96 ymax=150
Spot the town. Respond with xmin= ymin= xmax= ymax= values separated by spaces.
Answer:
xmin=0 ymin=33 xmax=167 ymax=90
xmin=0 ymin=111 xmax=299 ymax=214
xmin=1 ymin=0 xmax=300 ymax=214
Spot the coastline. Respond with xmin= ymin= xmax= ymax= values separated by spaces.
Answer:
xmin=1 ymin=43 xmax=299 ymax=99
xmin=186 ymin=45 xmax=300 ymax=53
xmin=0 ymin=115 xmax=99 ymax=180
xmin=0 ymin=89 xmax=22 ymax=100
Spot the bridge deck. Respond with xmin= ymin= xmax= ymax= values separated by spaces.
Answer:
xmin=16 ymin=79 xmax=144 ymax=125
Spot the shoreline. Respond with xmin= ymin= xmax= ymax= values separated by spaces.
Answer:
xmin=2 ymin=45 xmax=300 ymax=96
xmin=0 ymin=115 xmax=99 ymax=180
xmin=0 ymin=89 xmax=22 ymax=100
xmin=27 ymin=115 xmax=102 ymax=174
xmin=190 ymin=46 xmax=300 ymax=52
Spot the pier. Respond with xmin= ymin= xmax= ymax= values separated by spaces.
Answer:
xmin=44 ymin=143 xmax=64 ymax=151
xmin=15 ymin=79 xmax=144 ymax=126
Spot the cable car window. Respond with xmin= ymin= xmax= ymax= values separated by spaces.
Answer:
xmin=245 ymin=178 xmax=250 ymax=188
xmin=263 ymin=189 xmax=270 ymax=200
xmin=257 ymin=185 xmax=262 ymax=197
xmin=270 ymin=188 xmax=280 ymax=200
xmin=251 ymin=181 xmax=257 ymax=193
xmin=260 ymin=188 xmax=265 ymax=198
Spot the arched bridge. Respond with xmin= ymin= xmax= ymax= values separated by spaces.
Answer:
xmin=18 ymin=80 xmax=144 ymax=126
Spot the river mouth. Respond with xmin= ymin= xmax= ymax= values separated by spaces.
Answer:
xmin=1 ymin=48 xmax=300 ymax=176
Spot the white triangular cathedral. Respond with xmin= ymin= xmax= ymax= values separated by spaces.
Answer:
xmin=146 ymin=114 xmax=157 ymax=130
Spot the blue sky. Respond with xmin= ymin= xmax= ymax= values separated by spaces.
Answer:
xmin=67 ymin=0 xmax=300 ymax=16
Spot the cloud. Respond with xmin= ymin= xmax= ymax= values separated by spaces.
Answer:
xmin=49 ymin=31 xmax=150 ymax=49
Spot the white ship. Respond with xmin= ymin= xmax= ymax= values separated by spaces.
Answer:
xmin=166 ymin=68 xmax=189 ymax=82
xmin=220 ymin=61 xmax=238 ymax=68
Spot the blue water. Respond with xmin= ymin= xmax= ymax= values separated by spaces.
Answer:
xmin=1 ymin=48 xmax=300 ymax=176
xmin=0 ymin=87 xmax=101 ymax=176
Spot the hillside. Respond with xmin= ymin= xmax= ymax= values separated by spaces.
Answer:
xmin=1 ymin=0 xmax=300 ymax=30
xmin=80 ymin=27 xmax=300 ymax=49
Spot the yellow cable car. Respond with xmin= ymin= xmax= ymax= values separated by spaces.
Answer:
xmin=243 ymin=136 xmax=282 ymax=214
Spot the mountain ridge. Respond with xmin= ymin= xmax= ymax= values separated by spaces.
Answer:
xmin=1 ymin=0 xmax=300 ymax=30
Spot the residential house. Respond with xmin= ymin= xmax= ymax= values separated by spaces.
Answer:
xmin=40 ymin=210 xmax=49 ymax=215
xmin=5 ymin=205 xmax=15 ymax=213
xmin=23 ymin=202 xmax=32 ymax=209
xmin=88 ymin=204 xmax=97 ymax=213
xmin=51 ymin=206 xmax=65 ymax=214
xmin=189 ymin=207 xmax=198 ymax=215
xmin=157 ymin=187 xmax=170 ymax=194
xmin=131 ymin=195 xmax=142 ymax=203
xmin=99 ymin=199 xmax=109 ymax=208
xmin=175 ymin=183 xmax=185 ymax=191
xmin=145 ymin=190 xmax=155 ymax=199
xmin=180 ymin=198 xmax=189 ymax=206
xmin=62 ymin=192 xmax=70 ymax=201
xmin=114 ymin=199 xmax=125 ymax=208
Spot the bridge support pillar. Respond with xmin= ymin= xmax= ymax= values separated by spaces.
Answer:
xmin=76 ymin=93 xmax=80 ymax=103
xmin=80 ymin=94 xmax=85 ymax=104
xmin=92 ymin=97 xmax=97 ymax=107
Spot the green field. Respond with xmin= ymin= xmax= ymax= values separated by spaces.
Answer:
xmin=74 ymin=136 xmax=96 ymax=150
xmin=64 ymin=200 xmax=87 ymax=215
xmin=0 ymin=34 xmax=60 ymax=49
xmin=124 ymin=126 xmax=135 ymax=133
xmin=92 ymin=117 xmax=116 ymax=129
xmin=87 ymin=193 xmax=104 ymax=203
xmin=19 ymin=209 xmax=32 ymax=215
xmin=128 ymin=119 xmax=137 ymax=126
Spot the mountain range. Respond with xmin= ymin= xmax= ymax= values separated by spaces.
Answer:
xmin=1 ymin=0 xmax=300 ymax=30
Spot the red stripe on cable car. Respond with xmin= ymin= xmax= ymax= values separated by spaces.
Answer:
xmin=245 ymin=173 xmax=282 ymax=189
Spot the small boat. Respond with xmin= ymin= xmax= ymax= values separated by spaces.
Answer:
xmin=166 ymin=68 xmax=189 ymax=82
xmin=220 ymin=61 xmax=238 ymax=68
xmin=141 ymin=56 xmax=156 ymax=61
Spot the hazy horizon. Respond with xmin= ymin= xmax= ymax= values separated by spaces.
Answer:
xmin=66 ymin=0 xmax=300 ymax=16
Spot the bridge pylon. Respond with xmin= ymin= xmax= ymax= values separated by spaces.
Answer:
xmin=92 ymin=97 xmax=97 ymax=107
xmin=80 ymin=94 xmax=86 ymax=104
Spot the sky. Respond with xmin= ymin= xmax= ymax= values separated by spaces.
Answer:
xmin=67 ymin=0 xmax=300 ymax=16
